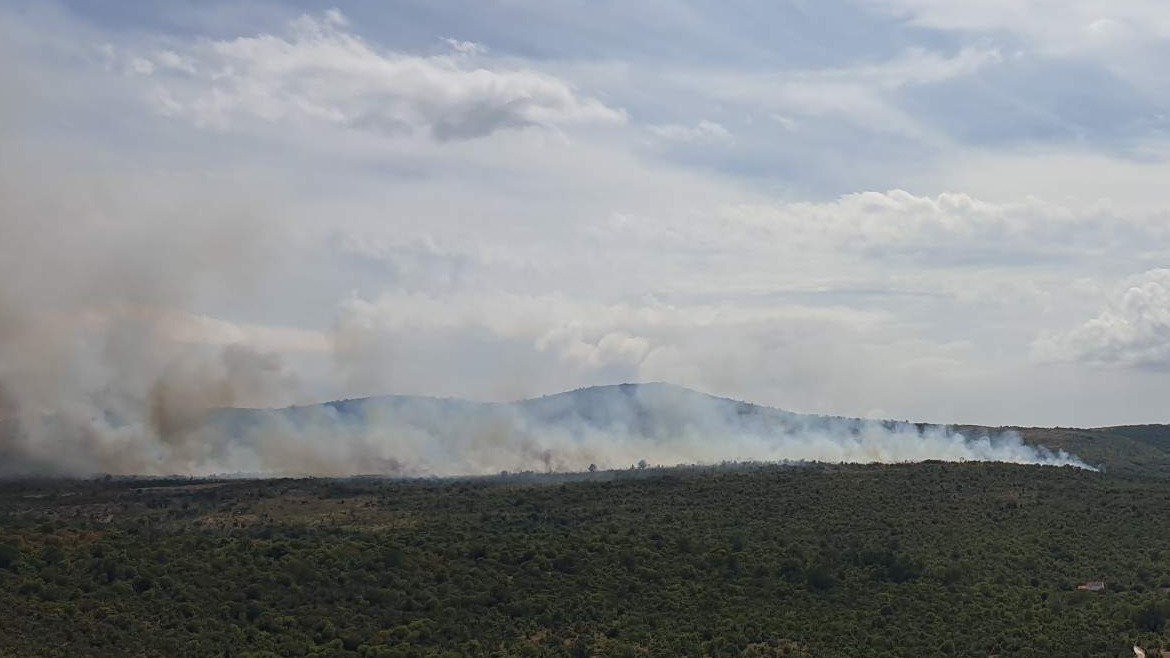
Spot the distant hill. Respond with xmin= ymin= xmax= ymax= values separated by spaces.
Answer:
xmin=1009 ymin=425 xmax=1170 ymax=476
xmin=212 ymin=382 xmax=936 ymax=451
xmin=205 ymin=383 xmax=1158 ymax=475
xmin=11 ymin=383 xmax=1169 ymax=477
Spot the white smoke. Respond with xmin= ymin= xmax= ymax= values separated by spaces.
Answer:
xmin=62 ymin=383 xmax=1088 ymax=478
xmin=0 ymin=22 xmax=1092 ymax=479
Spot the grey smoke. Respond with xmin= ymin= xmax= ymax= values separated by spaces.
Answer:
xmin=13 ymin=382 xmax=1083 ymax=478
xmin=0 ymin=44 xmax=1090 ymax=478
xmin=0 ymin=62 xmax=302 ymax=476
xmin=183 ymin=383 xmax=1087 ymax=478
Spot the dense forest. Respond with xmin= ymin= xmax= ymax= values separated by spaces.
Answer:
xmin=2 ymin=462 xmax=1170 ymax=657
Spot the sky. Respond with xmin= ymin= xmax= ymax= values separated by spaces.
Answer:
xmin=3 ymin=0 xmax=1170 ymax=428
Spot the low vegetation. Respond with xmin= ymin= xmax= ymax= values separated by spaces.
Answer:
xmin=2 ymin=462 xmax=1169 ymax=657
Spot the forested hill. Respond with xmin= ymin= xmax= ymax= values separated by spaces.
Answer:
xmin=1010 ymin=425 xmax=1170 ymax=477
xmin=212 ymin=383 xmax=1170 ymax=477
xmin=936 ymin=423 xmax=1170 ymax=477
xmin=250 ymin=383 xmax=806 ymax=439
xmin=17 ymin=383 xmax=1170 ymax=478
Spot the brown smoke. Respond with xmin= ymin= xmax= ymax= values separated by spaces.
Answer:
xmin=0 ymin=55 xmax=302 ymax=476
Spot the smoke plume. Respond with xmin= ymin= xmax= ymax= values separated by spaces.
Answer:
xmin=0 ymin=63 xmax=301 ymax=476
xmin=183 ymin=383 xmax=1088 ymax=477
xmin=0 ymin=41 xmax=1090 ymax=479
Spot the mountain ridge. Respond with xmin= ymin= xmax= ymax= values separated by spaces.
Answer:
xmin=9 ymin=383 xmax=1165 ymax=477
xmin=266 ymin=383 xmax=1170 ymax=476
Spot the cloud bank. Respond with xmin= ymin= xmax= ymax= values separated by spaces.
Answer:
xmin=1034 ymin=269 xmax=1170 ymax=370
xmin=115 ymin=10 xmax=624 ymax=141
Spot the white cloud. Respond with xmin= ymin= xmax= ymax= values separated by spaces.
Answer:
xmin=593 ymin=189 xmax=1169 ymax=268
xmin=154 ymin=50 xmax=197 ymax=73
xmin=1034 ymin=269 xmax=1170 ymax=369
xmin=923 ymin=146 xmax=1170 ymax=213
xmin=329 ymin=289 xmax=894 ymax=404
xmin=865 ymin=0 xmax=1170 ymax=52
xmin=128 ymin=57 xmax=155 ymax=75
xmin=119 ymin=10 xmax=624 ymax=140
xmin=769 ymin=113 xmax=799 ymax=131
xmin=864 ymin=0 xmax=1170 ymax=95
xmin=669 ymin=46 xmax=1001 ymax=139
xmin=823 ymin=46 xmax=1003 ymax=88
xmin=442 ymin=37 xmax=487 ymax=56
xmin=648 ymin=119 xmax=733 ymax=143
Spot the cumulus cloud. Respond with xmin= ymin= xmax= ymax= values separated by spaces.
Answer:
xmin=1033 ymin=269 xmax=1170 ymax=369
xmin=118 ymin=10 xmax=624 ymax=140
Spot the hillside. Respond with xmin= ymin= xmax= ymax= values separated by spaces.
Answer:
xmin=210 ymin=383 xmax=1170 ymax=476
xmin=8 ymin=383 xmax=1170 ymax=477
xmin=1011 ymin=426 xmax=1170 ymax=477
